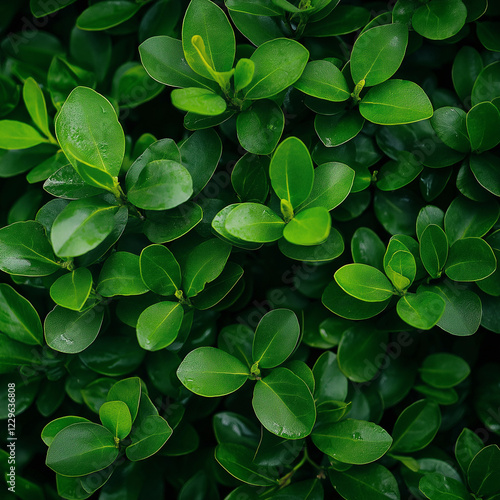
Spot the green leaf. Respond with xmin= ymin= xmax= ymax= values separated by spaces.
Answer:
xmin=313 ymin=351 xmax=348 ymax=403
xmin=278 ymin=228 xmax=344 ymax=262
xmin=422 ymin=281 xmax=482 ymax=336
xmin=234 ymin=58 xmax=255 ymax=92
xmin=44 ymin=305 xmax=104 ymax=354
xmin=351 ymin=227 xmax=385 ymax=272
xmin=139 ymin=244 xmax=181 ymax=296
xmin=127 ymin=160 xmax=193 ymax=211
xmin=329 ymin=464 xmax=401 ymax=500
xmin=467 ymin=445 xmax=500 ymax=498
xmin=177 ymin=346 xmax=249 ymax=396
xmin=477 ymin=21 xmax=500 ymax=51
xmin=385 ymin=250 xmax=416 ymax=291
xmin=472 ymin=61 xmax=500 ymax=107
xmin=452 ymin=46 xmax=483 ymax=103
xmin=97 ymin=252 xmax=149 ymax=297
xmin=335 ymin=263 xmax=394 ymax=302
xmin=55 ymin=87 xmax=124 ymax=192
xmin=470 ymin=153 xmax=500 ymax=198
xmin=351 ymin=23 xmax=408 ymax=87
xmin=236 ymin=100 xmax=284 ymax=155
xmin=322 ymin=279 xmax=391 ymax=320
xmin=0 ymin=120 xmax=48 ymax=149
xmin=44 ymin=165 xmax=106 ymax=200
xmin=0 ymin=283 xmax=43 ymax=345
xmin=419 ymin=473 xmax=472 ymax=500
xmin=30 ymin=0 xmax=77 ymax=17
xmin=283 ymin=207 xmax=331 ymax=246
xmin=50 ymin=198 xmax=119 ymax=258
xmin=337 ymin=325 xmax=389 ymax=383
xmin=41 ymin=416 xmax=91 ymax=446
xmin=419 ymin=353 xmax=470 ymax=389
xmin=126 ymin=415 xmax=172 ymax=461
xmin=50 ymin=268 xmax=93 ymax=311
xmin=182 ymin=238 xmax=232 ymax=297
xmin=46 ymin=422 xmax=119 ymax=476
xmin=304 ymin=5 xmax=370 ymax=37
xmin=445 ymin=237 xmax=496 ymax=282
xmin=397 ymin=291 xmax=445 ymax=330
xmin=360 ymin=80 xmax=433 ymax=125
xmin=299 ymin=163 xmax=355 ymax=214
xmin=252 ymin=367 xmax=316 ymax=439
xmin=269 ymin=137 xmax=314 ymax=209
xmin=244 ymin=38 xmax=309 ymax=100
xmin=139 ymin=36 xmax=218 ymax=90
xmin=466 ymin=102 xmax=500 ymax=153
xmin=231 ymin=154 xmax=269 ymax=204
xmin=455 ymin=428 xmax=484 ymax=477
xmin=136 ymin=301 xmax=184 ymax=351
xmin=215 ymin=443 xmax=278 ymax=487
xmin=77 ymin=1 xmax=140 ymax=30
xmin=107 ymin=377 xmax=142 ymax=423
xmin=179 ymin=128 xmax=222 ymax=197
xmin=225 ymin=203 xmax=285 ymax=243
xmin=294 ymin=60 xmax=350 ymax=102
xmin=182 ymin=0 xmax=235 ymax=79
xmin=390 ymin=399 xmax=441 ymax=453
xmin=430 ymin=107 xmax=470 ymax=153
xmin=0 ymin=334 xmax=42 ymax=375
xmin=315 ymin=110 xmax=365 ymax=148
xmin=23 ymin=77 xmax=51 ymax=139
xmin=99 ymin=401 xmax=132 ymax=440
xmin=252 ymin=309 xmax=300 ymax=369
xmin=412 ymin=0 xmax=467 ymax=40
xmin=226 ymin=0 xmax=283 ymax=16
xmin=191 ymin=262 xmax=244 ymax=309
xmin=419 ymin=224 xmax=448 ymax=279
xmin=171 ymin=87 xmax=227 ymax=116
xmin=312 ymin=419 xmax=392 ymax=464
xmin=444 ymin=196 xmax=499 ymax=245
xmin=144 ymin=202 xmax=203 ymax=244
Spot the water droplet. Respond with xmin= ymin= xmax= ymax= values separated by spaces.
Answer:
xmin=352 ymin=432 xmax=362 ymax=440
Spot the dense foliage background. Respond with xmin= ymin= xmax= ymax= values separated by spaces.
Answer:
xmin=1 ymin=0 xmax=500 ymax=498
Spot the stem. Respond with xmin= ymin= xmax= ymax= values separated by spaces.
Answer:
xmin=351 ymin=79 xmax=365 ymax=103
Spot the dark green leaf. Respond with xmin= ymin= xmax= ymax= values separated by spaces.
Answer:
xmin=136 ymin=301 xmax=184 ymax=351
xmin=390 ymin=399 xmax=441 ymax=453
xmin=335 ymin=263 xmax=394 ymax=302
xmin=397 ymin=291 xmax=445 ymax=330
xmin=313 ymin=419 xmax=392 ymax=464
xmin=419 ymin=473 xmax=472 ymax=500
xmin=139 ymin=244 xmax=181 ymax=296
xmin=244 ymin=38 xmax=309 ymax=99
xmin=177 ymin=346 xmax=249 ymax=396
xmin=225 ymin=203 xmax=285 ymax=243
xmin=412 ymin=0 xmax=467 ymax=40
xmin=360 ymin=80 xmax=433 ymax=125
xmin=182 ymin=238 xmax=232 ymax=297
xmin=329 ymin=464 xmax=401 ymax=500
xmin=294 ymin=60 xmax=350 ymax=102
xmin=252 ymin=309 xmax=300 ymax=369
xmin=236 ymin=100 xmax=284 ymax=155
xmin=127 ymin=160 xmax=193 ymax=211
xmin=77 ymin=1 xmax=141 ymax=31
xmin=253 ymin=367 xmax=316 ymax=439
xmin=126 ymin=415 xmax=172 ymax=461
xmin=46 ymin=423 xmax=119 ymax=476
xmin=99 ymin=400 xmax=132 ymax=440
xmin=315 ymin=111 xmax=365 ymax=148
xmin=44 ymin=305 xmax=104 ymax=354
xmin=50 ymin=268 xmax=93 ymax=311
xmin=445 ymin=237 xmax=496 ymax=282
xmin=419 ymin=353 xmax=470 ymax=389
xmin=97 ymin=252 xmax=148 ymax=297
xmin=55 ymin=87 xmax=124 ymax=192
xmin=467 ymin=445 xmax=500 ymax=498
xmin=182 ymin=0 xmax=235 ymax=78
xmin=0 ymin=283 xmax=43 ymax=345
xmin=351 ymin=23 xmax=408 ymax=87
